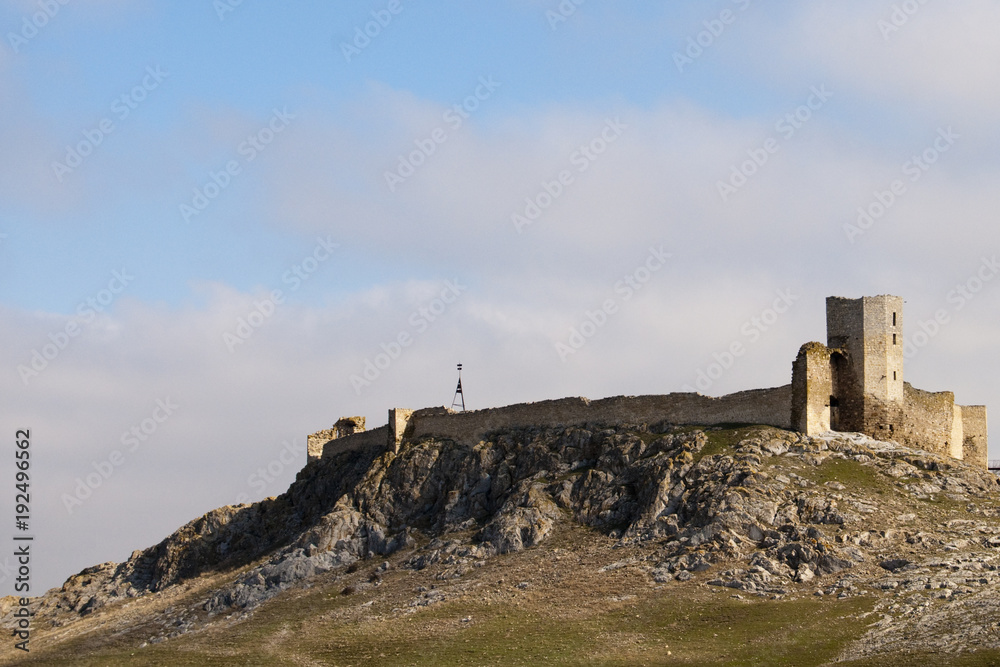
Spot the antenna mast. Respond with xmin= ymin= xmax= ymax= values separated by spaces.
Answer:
xmin=451 ymin=363 xmax=466 ymax=412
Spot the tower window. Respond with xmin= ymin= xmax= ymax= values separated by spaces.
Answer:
xmin=893 ymin=371 xmax=897 ymax=380
xmin=892 ymin=334 xmax=897 ymax=345
xmin=892 ymin=312 xmax=897 ymax=326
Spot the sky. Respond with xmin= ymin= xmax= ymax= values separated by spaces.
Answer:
xmin=2 ymin=0 xmax=999 ymax=594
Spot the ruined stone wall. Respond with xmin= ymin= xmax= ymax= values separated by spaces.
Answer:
xmin=320 ymin=425 xmax=388 ymax=459
xmin=901 ymin=383 xmax=955 ymax=458
xmin=950 ymin=405 xmax=965 ymax=460
xmin=860 ymin=394 xmax=907 ymax=443
xmin=307 ymin=416 xmax=369 ymax=463
xmin=307 ymin=429 xmax=336 ymax=463
xmin=388 ymin=408 xmax=415 ymax=453
xmin=408 ymin=386 xmax=792 ymax=445
xmin=334 ymin=416 xmax=365 ymax=438
xmin=791 ymin=342 xmax=832 ymax=435
xmin=830 ymin=350 xmax=861 ymax=432
xmin=827 ymin=298 xmax=865 ymax=431
xmin=961 ymin=405 xmax=988 ymax=469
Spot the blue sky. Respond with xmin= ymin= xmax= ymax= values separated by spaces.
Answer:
xmin=3 ymin=0 xmax=1000 ymax=592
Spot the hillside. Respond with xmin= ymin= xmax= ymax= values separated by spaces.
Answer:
xmin=4 ymin=422 xmax=1000 ymax=665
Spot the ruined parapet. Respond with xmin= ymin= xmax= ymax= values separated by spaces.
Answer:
xmin=901 ymin=383 xmax=956 ymax=458
xmin=306 ymin=416 xmax=368 ymax=463
xmin=322 ymin=425 xmax=388 ymax=459
xmin=333 ymin=416 xmax=365 ymax=438
xmin=306 ymin=429 xmax=336 ymax=463
xmin=961 ymin=405 xmax=988 ymax=469
xmin=791 ymin=342 xmax=832 ymax=435
xmin=408 ymin=388 xmax=793 ymax=445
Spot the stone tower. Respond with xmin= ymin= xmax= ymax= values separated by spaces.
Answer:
xmin=826 ymin=295 xmax=904 ymax=438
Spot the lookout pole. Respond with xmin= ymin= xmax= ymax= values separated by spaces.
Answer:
xmin=451 ymin=363 xmax=466 ymax=412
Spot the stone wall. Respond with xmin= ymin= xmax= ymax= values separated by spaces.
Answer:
xmin=901 ymin=383 xmax=955 ymax=458
xmin=950 ymin=404 xmax=965 ymax=460
xmin=320 ymin=425 xmax=388 ymax=459
xmin=334 ymin=416 xmax=365 ymax=438
xmin=961 ymin=405 xmax=988 ymax=469
xmin=307 ymin=416 xmax=369 ymax=463
xmin=408 ymin=386 xmax=792 ymax=445
xmin=388 ymin=408 xmax=415 ymax=453
xmin=791 ymin=342 xmax=832 ymax=435
xmin=307 ymin=429 xmax=336 ymax=463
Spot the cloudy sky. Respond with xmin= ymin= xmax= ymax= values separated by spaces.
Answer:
xmin=2 ymin=0 xmax=999 ymax=593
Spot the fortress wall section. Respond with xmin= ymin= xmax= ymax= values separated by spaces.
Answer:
xmin=950 ymin=405 xmax=965 ymax=460
xmin=791 ymin=343 xmax=832 ymax=435
xmin=307 ymin=429 xmax=336 ymax=463
xmin=409 ymin=386 xmax=792 ymax=444
xmin=389 ymin=408 xmax=415 ymax=452
xmin=826 ymin=297 xmax=865 ymax=424
xmin=320 ymin=425 xmax=388 ymax=459
xmin=860 ymin=394 xmax=907 ymax=443
xmin=901 ymin=383 xmax=955 ymax=458
xmin=961 ymin=405 xmax=988 ymax=469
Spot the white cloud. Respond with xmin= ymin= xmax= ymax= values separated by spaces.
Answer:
xmin=738 ymin=1 xmax=1000 ymax=136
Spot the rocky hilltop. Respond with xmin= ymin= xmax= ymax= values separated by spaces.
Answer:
xmin=5 ymin=421 xmax=1000 ymax=665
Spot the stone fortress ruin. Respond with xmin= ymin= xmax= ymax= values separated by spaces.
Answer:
xmin=307 ymin=295 xmax=988 ymax=469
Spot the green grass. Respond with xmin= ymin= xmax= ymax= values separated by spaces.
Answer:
xmin=805 ymin=457 xmax=894 ymax=494
xmin=693 ymin=424 xmax=774 ymax=463
xmin=100 ymin=586 xmax=875 ymax=667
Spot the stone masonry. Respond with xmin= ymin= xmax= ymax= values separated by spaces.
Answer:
xmin=791 ymin=295 xmax=986 ymax=467
xmin=306 ymin=294 xmax=988 ymax=469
